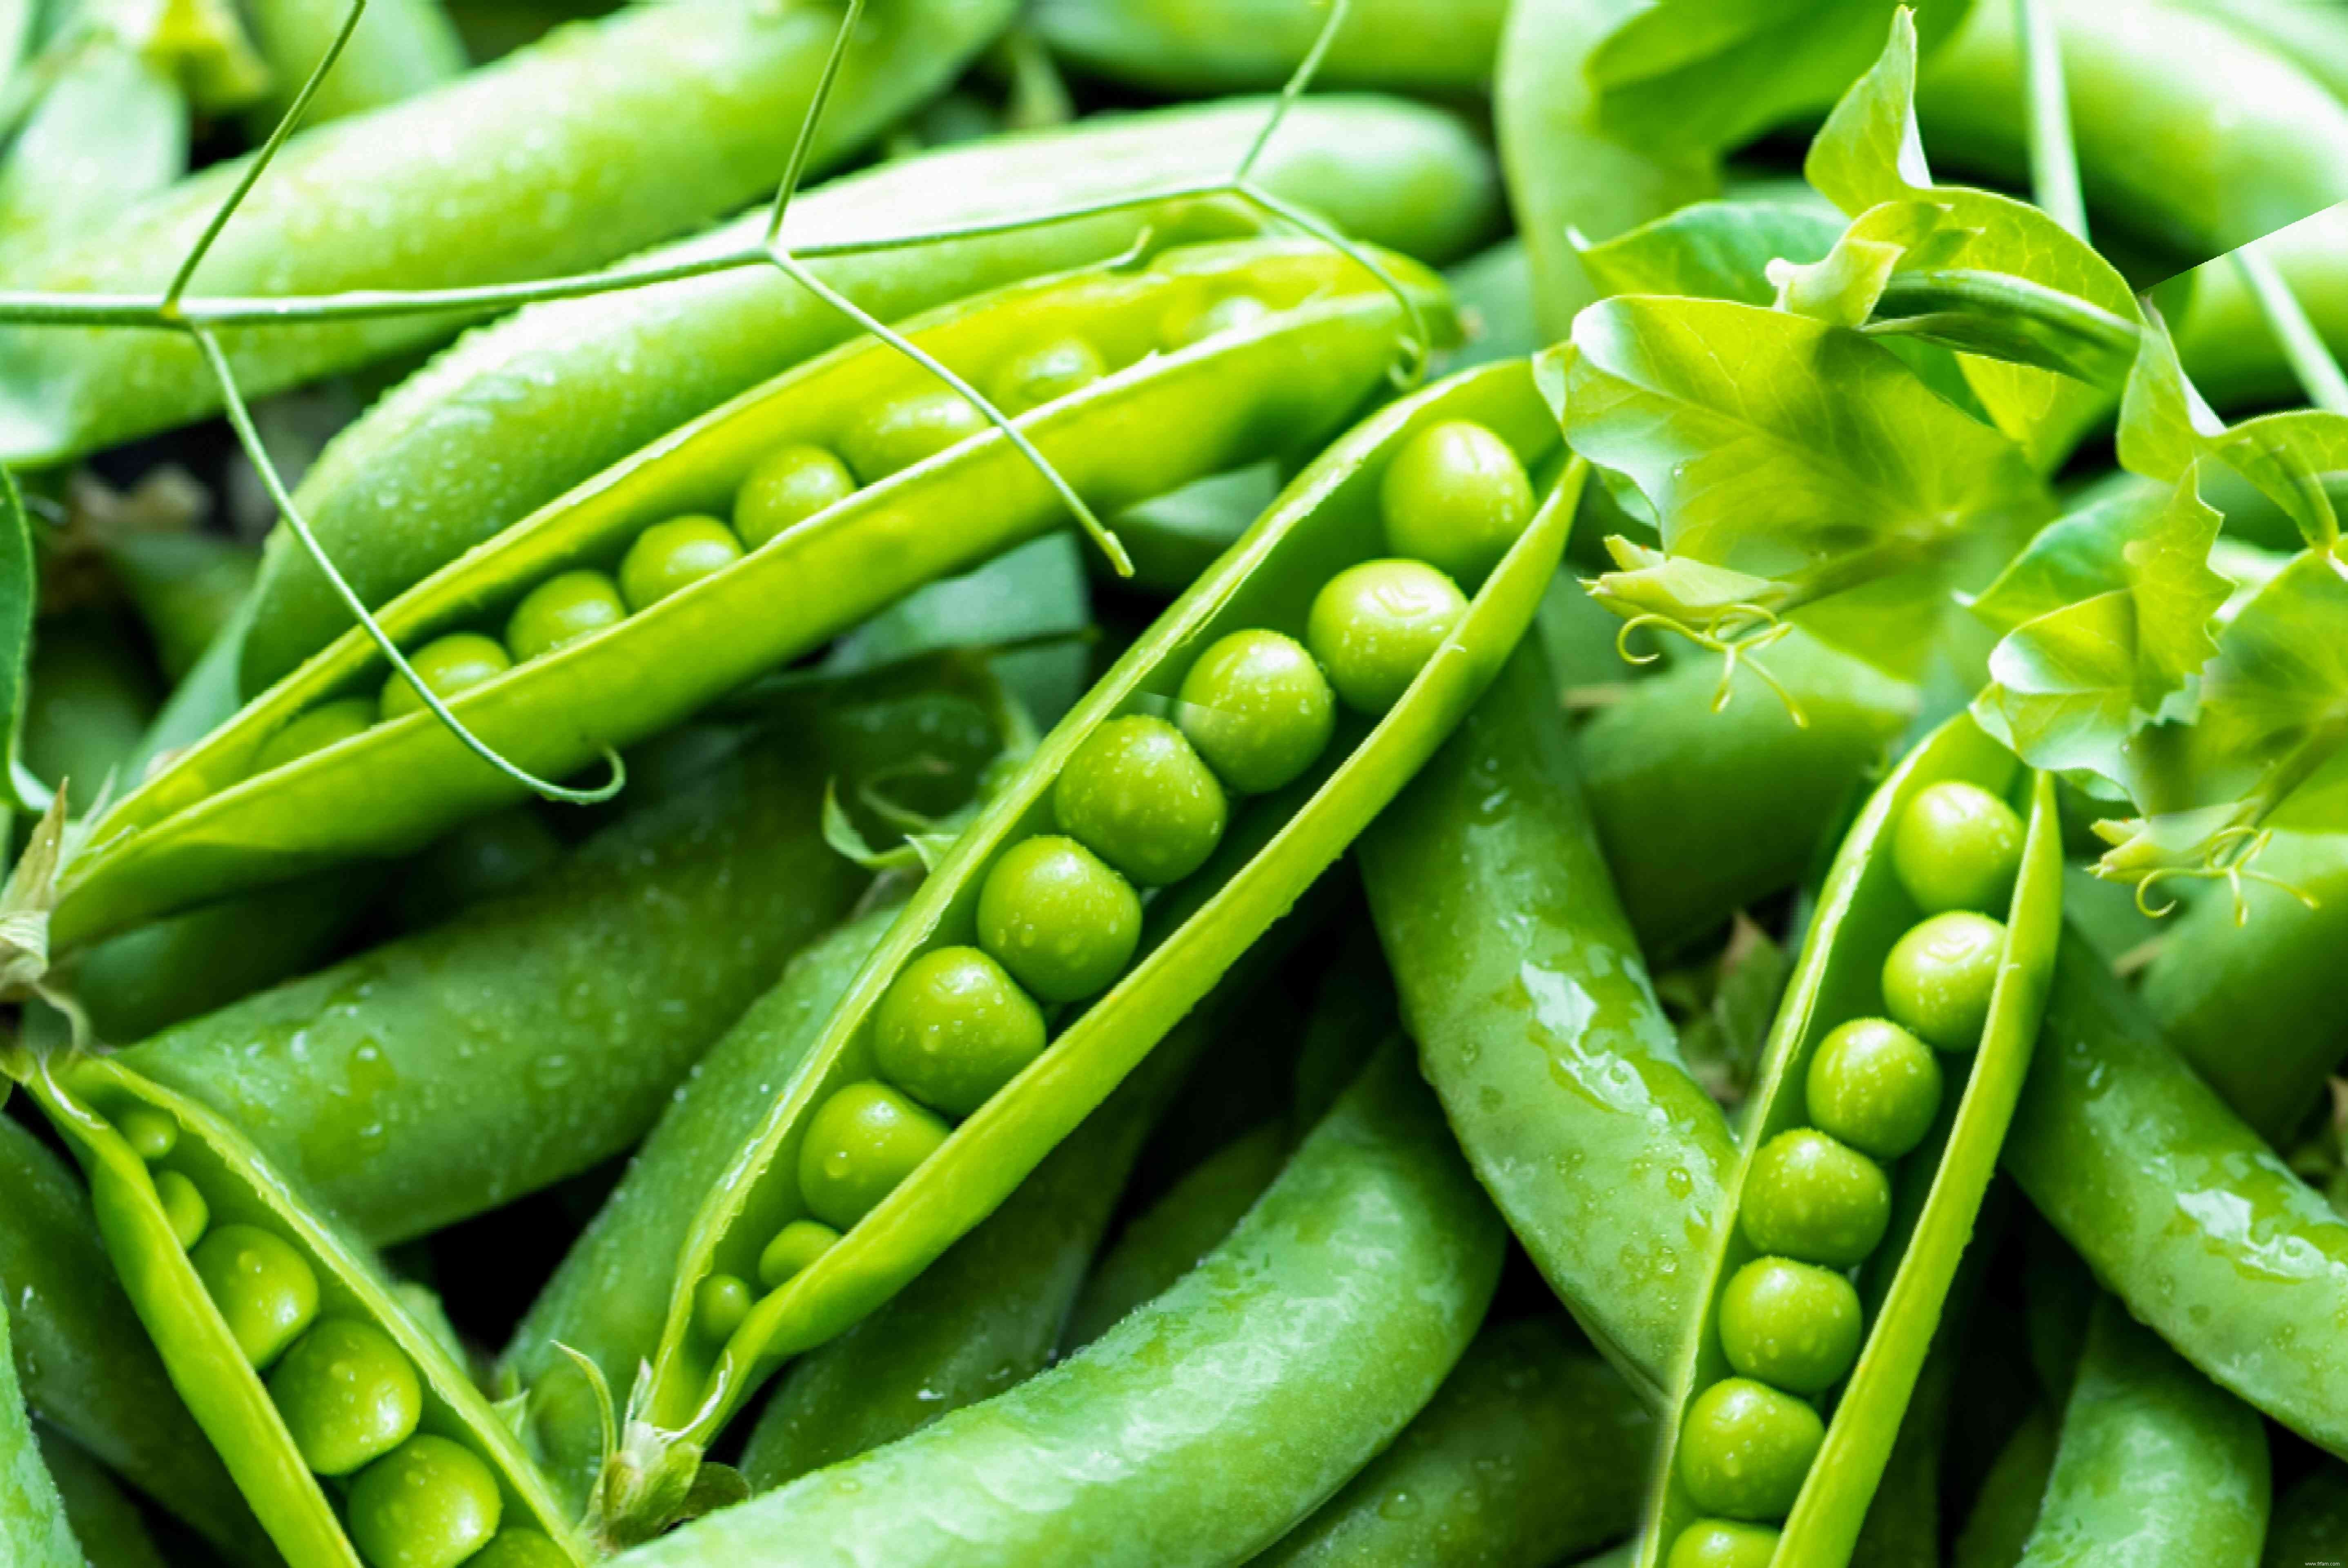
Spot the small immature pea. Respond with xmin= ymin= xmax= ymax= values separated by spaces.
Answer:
xmin=118 ymin=1106 xmax=178 ymax=1161
xmin=618 ymin=516 xmax=744 ymax=612
xmin=734 ymin=444 xmax=857 ymax=550
xmin=252 ymin=698 xmax=378 ymax=776
xmin=154 ymin=1170 xmax=210 ymax=1250
xmin=380 ymin=635 xmax=513 ymax=724
xmin=695 ymin=1274 xmax=754 ymax=1343
xmin=758 ymin=1219 xmax=842 ymax=1290
xmin=1306 ymin=559 xmax=1469 ymax=715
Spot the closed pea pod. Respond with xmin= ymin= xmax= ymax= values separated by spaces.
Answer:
xmin=20 ymin=1061 xmax=591 ymax=1568
xmin=1034 ymin=0 xmax=1507 ymax=95
xmin=1637 ymin=716 xmax=2062 ymax=1568
xmin=50 ymin=238 xmax=1450 ymax=949
xmin=603 ymin=1043 xmax=1504 ymax=1568
xmin=505 ymin=358 xmax=1576 ymax=1539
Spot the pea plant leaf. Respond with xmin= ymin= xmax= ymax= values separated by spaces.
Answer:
xmin=1804 ymin=9 xmax=2141 ymax=468
xmin=1578 ymin=199 xmax=1842 ymax=305
xmin=1587 ymin=0 xmax=1974 ymax=159
xmin=1967 ymin=473 xmax=2230 ymax=798
xmin=2091 ymin=552 xmax=2348 ymax=912
xmin=1767 ymin=198 xmax=1965 ymax=327
xmin=1547 ymin=294 xmax=2050 ymax=698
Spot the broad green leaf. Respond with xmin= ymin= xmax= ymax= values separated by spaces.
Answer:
xmin=0 ymin=468 xmax=35 ymax=814
xmin=1578 ymin=200 xmax=1842 ymax=305
xmin=2116 ymin=311 xmax=2226 ymax=483
xmin=1805 ymin=7 xmax=1934 ymax=214
xmin=2205 ymin=408 xmax=2348 ymax=555
xmin=1972 ymin=591 xmax=2151 ymax=789
xmin=2179 ymin=552 xmax=2348 ymax=810
xmin=1591 ymin=0 xmax=1973 ymax=160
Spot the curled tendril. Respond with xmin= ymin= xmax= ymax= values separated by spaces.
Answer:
xmin=2122 ymin=826 xmax=2321 ymax=924
xmin=1610 ymin=606 xmax=1809 ymax=729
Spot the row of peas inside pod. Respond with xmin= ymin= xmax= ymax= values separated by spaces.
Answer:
xmin=244 ymin=324 xmax=1153 ymax=776
xmin=1670 ymin=781 xmax=2029 ymax=1567
xmin=697 ymin=415 xmax=1542 ymax=1337
xmin=32 ymin=1061 xmax=586 ymax=1568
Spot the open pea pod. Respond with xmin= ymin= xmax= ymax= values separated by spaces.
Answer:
xmin=1637 ymin=715 xmax=2062 ymax=1568
xmin=26 ymin=1058 xmax=589 ymax=1568
xmin=577 ymin=358 xmax=1580 ymax=1539
xmin=50 ymin=237 xmax=1449 ymax=949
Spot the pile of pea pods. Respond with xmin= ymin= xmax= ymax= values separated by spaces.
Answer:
xmin=10 ymin=0 xmax=2348 ymax=1565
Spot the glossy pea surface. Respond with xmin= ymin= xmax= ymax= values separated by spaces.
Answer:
xmin=345 ymin=1435 xmax=502 ymax=1568
xmin=975 ymin=836 xmax=1142 ymax=1003
xmin=1740 ymin=1130 xmax=1889 ymax=1269
xmin=190 ymin=1224 xmax=319 ymax=1368
xmin=1378 ymin=420 xmax=1535 ymax=585
xmin=1667 ymin=1519 xmax=1783 ymax=1568
xmin=798 ymin=1083 xmax=952 ymax=1231
xmin=1306 ymin=559 xmax=1468 ymax=714
xmin=1804 ymin=1017 xmax=1943 ymax=1160
xmin=873 ymin=946 xmax=1047 ymax=1117
xmin=733 ymin=444 xmax=856 ymax=550
xmin=252 ymin=698 xmax=376 ymax=774
xmin=505 ymin=570 xmax=625 ymax=661
xmin=1718 ymin=1257 xmax=1862 ymax=1396
xmin=379 ymin=635 xmax=512 ymax=723
xmin=991 ymin=338 xmax=1105 ymax=414
xmin=1169 ymin=292 xmax=1272 ymax=347
xmin=153 ymin=1170 xmax=209 ymax=1249
xmin=267 ymin=1317 xmax=422 ymax=1476
xmin=1051 ymin=716 xmax=1228 ymax=886
xmin=618 ymin=516 xmax=743 ymax=611
xmin=840 ymin=391 xmax=987 ymax=483
xmin=1677 ymin=1378 xmax=1823 ymax=1521
xmin=1882 ymin=912 xmax=2006 ymax=1052
xmin=118 ymin=1107 xmax=178 ymax=1160
xmin=695 ymin=1274 xmax=753 ymax=1343
xmin=1175 ymin=629 xmax=1336 ymax=795
xmin=757 ymin=1220 xmax=841 ymax=1290
xmin=1892 ymin=781 xmax=2023 ymax=915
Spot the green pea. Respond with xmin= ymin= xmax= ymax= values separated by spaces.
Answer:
xmin=1892 ymin=780 xmax=2025 ymax=916
xmin=694 ymin=1274 xmax=753 ymax=1343
xmin=190 ymin=1224 xmax=319 ymax=1369
xmin=345 ymin=1435 xmax=502 ymax=1568
xmin=466 ymin=1531 xmax=571 ymax=1568
xmin=975 ymin=835 xmax=1143 ymax=1003
xmin=267 ymin=1317 xmax=422 ymax=1476
xmin=1740 ymin=1130 xmax=1890 ymax=1270
xmin=991 ymin=338 xmax=1105 ymax=415
xmin=873 ymin=945 xmax=1048 ymax=1117
xmin=153 ymin=1170 xmax=209 ymax=1249
xmin=1305 ymin=559 xmax=1469 ymax=715
xmin=1882 ymin=911 xmax=2007 ymax=1052
xmin=1175 ymin=628 xmax=1337 ymax=795
xmin=118 ymin=1106 xmax=178 ymax=1161
xmin=733 ymin=445 xmax=857 ymax=550
xmin=504 ymin=569 xmax=625 ymax=662
xmin=1377 ymin=420 xmax=1536 ymax=586
xmin=1804 ymin=1016 xmax=1943 ymax=1160
xmin=1168 ymin=292 xmax=1272 ymax=348
xmin=252 ymin=698 xmax=375 ymax=773
xmin=757 ymin=1219 xmax=841 ymax=1290
xmin=1052 ymin=715 xmax=1229 ymax=886
xmin=617 ymin=516 xmax=744 ymax=612
xmin=379 ymin=634 xmax=513 ymax=723
xmin=1717 ymin=1256 xmax=1864 ymax=1396
xmin=1677 ymin=1377 xmax=1823 ymax=1522
xmin=1667 ymin=1519 xmax=1784 ymax=1568
xmin=839 ymin=390 xmax=987 ymax=484
xmin=797 ymin=1082 xmax=952 ymax=1231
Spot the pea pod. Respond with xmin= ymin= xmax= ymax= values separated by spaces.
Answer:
xmin=1361 ymin=638 xmax=1735 ymax=1398
xmin=52 ymin=238 xmax=1448 ymax=948
xmin=26 ymin=1059 xmax=590 ymax=1568
xmin=239 ymin=0 xmax=466 ymax=131
xmin=2013 ymin=1294 xmax=2268 ymax=1567
xmin=239 ymin=93 xmax=1500 ymax=692
xmin=0 ymin=0 xmax=1016 ymax=465
xmin=34 ymin=1427 xmax=169 ymax=1568
xmin=1250 ymin=1315 xmax=1649 ymax=1568
xmin=0 ymin=1115 xmax=268 ymax=1561
xmin=2003 ymin=935 xmax=2348 ymax=1459
xmin=521 ymin=356 xmax=1573 ymax=1539
xmin=1638 ymin=716 xmax=2063 ymax=1568
xmin=0 ymin=1296 xmax=78 ymax=1568
xmin=2266 ymin=1463 xmax=2348 ymax=1568
xmin=1032 ymin=0 xmax=1506 ymax=93
xmin=605 ymin=1041 xmax=1504 ymax=1568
